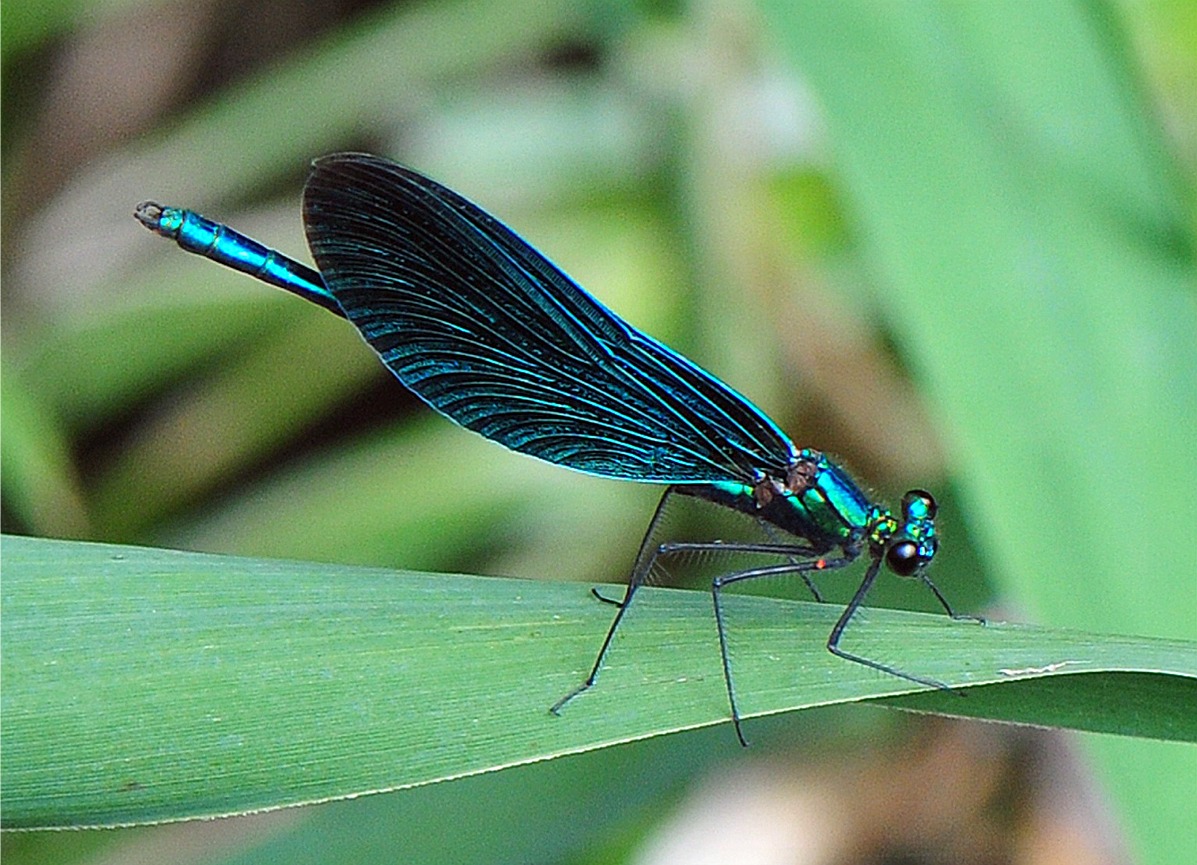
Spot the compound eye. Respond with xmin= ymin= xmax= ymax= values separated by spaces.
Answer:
xmin=885 ymin=540 xmax=922 ymax=576
xmin=903 ymin=489 xmax=938 ymax=519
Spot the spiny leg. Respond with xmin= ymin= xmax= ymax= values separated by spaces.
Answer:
xmin=760 ymin=521 xmax=826 ymax=603
xmin=550 ymin=486 xmax=682 ymax=715
xmin=920 ymin=573 xmax=986 ymax=625
xmin=627 ymin=538 xmax=830 ymax=742
xmin=590 ymin=513 xmax=829 ymax=607
xmin=826 ymin=557 xmax=955 ymax=691
xmin=710 ymin=555 xmax=856 ymax=746
xmin=551 ymin=489 xmax=825 ymax=718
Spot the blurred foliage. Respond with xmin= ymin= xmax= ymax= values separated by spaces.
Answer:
xmin=2 ymin=0 xmax=1194 ymax=864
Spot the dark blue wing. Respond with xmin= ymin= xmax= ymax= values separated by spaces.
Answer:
xmin=302 ymin=153 xmax=796 ymax=484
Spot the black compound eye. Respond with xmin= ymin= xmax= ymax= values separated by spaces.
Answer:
xmin=885 ymin=540 xmax=922 ymax=576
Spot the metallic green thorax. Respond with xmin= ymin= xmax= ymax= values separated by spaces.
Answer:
xmin=694 ymin=448 xmax=937 ymax=575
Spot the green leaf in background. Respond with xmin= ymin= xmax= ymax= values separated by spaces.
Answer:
xmin=760 ymin=2 xmax=1197 ymax=863
xmin=0 ymin=366 xmax=89 ymax=539
xmin=3 ymin=535 xmax=1194 ymax=829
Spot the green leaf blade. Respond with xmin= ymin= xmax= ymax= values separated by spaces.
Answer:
xmin=3 ymin=535 xmax=1194 ymax=829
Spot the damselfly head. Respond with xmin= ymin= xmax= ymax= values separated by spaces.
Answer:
xmin=884 ymin=489 xmax=938 ymax=577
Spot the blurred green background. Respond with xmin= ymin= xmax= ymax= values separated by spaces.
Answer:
xmin=2 ymin=1 xmax=1194 ymax=863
